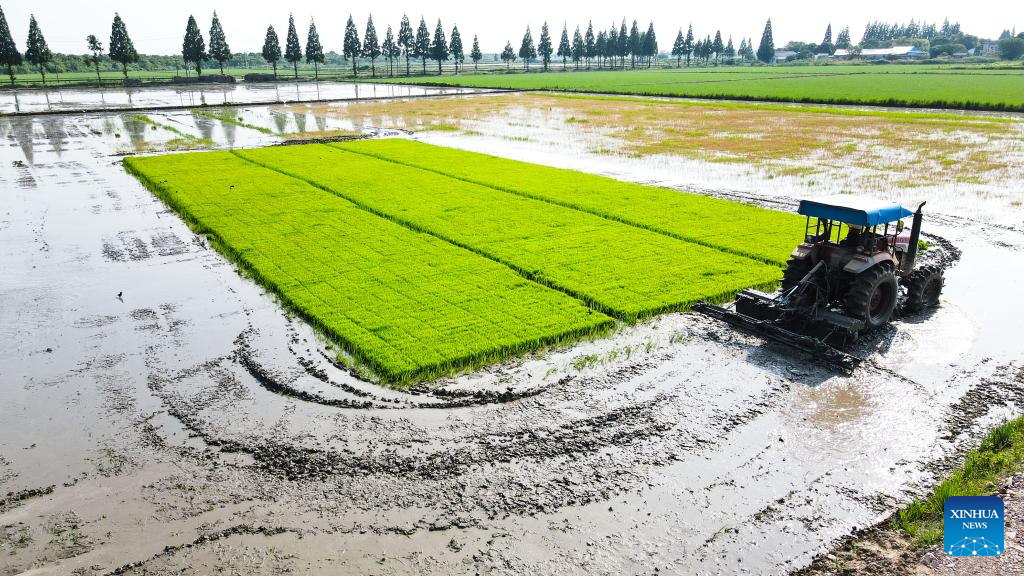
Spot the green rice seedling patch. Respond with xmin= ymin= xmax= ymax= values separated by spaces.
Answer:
xmin=234 ymin=143 xmax=783 ymax=321
xmin=328 ymin=139 xmax=802 ymax=265
xmin=192 ymin=109 xmax=274 ymax=134
xmin=124 ymin=151 xmax=612 ymax=383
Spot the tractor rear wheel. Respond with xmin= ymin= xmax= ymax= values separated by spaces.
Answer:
xmin=903 ymin=265 xmax=944 ymax=312
xmin=781 ymin=257 xmax=815 ymax=291
xmin=846 ymin=265 xmax=899 ymax=330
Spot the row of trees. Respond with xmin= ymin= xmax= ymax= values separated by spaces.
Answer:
xmin=3 ymin=6 xmax=1022 ymax=86
xmin=500 ymin=20 xmax=659 ymax=71
xmin=0 ymin=7 xmax=51 ymax=84
xmin=258 ymin=13 xmax=483 ymax=78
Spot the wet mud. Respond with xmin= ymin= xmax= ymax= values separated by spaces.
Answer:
xmin=2 ymin=92 xmax=1024 ymax=575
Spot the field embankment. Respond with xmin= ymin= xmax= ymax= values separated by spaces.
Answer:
xmin=379 ymin=66 xmax=1024 ymax=111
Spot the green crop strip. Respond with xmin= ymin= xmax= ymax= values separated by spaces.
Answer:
xmin=124 ymin=151 xmax=613 ymax=383
xmin=329 ymin=139 xmax=801 ymax=266
xmin=192 ymin=109 xmax=274 ymax=134
xmin=128 ymin=114 xmax=214 ymax=146
xmin=380 ymin=68 xmax=1024 ymax=111
xmin=234 ymin=144 xmax=783 ymax=322
xmin=545 ymin=93 xmax=1017 ymax=126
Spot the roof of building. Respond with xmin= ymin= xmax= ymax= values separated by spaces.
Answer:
xmin=833 ymin=46 xmax=926 ymax=57
xmin=861 ymin=45 xmax=926 ymax=56
xmin=798 ymin=197 xmax=913 ymax=227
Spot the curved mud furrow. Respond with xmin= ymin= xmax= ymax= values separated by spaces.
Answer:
xmin=143 ymin=324 xmax=796 ymax=524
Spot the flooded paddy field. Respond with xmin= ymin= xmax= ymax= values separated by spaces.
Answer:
xmin=2 ymin=86 xmax=1024 ymax=575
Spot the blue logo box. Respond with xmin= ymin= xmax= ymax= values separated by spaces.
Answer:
xmin=944 ymin=495 xmax=1004 ymax=556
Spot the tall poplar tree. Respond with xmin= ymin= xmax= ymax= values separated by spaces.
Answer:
xmin=208 ymin=11 xmax=231 ymax=75
xmin=756 ymin=19 xmax=775 ymax=63
xmin=470 ymin=35 xmax=482 ymax=70
xmin=589 ymin=21 xmax=598 ymax=67
xmin=343 ymin=15 xmax=360 ymax=76
xmin=712 ymin=30 xmax=723 ymax=64
xmin=182 ymin=15 xmax=207 ymax=77
xmin=607 ymin=24 xmax=618 ymax=68
xmin=835 ymin=26 xmax=851 ymax=49
xmin=628 ymin=20 xmax=640 ymax=68
xmin=398 ymin=14 xmax=414 ymax=75
xmin=415 ymin=17 xmax=430 ymax=74
xmin=571 ymin=26 xmax=584 ymax=69
xmin=261 ymin=25 xmax=281 ymax=78
xmin=617 ymin=20 xmax=628 ymax=67
xmin=518 ymin=26 xmax=536 ymax=71
xmin=0 ymin=5 xmax=18 ymax=84
xmin=538 ymin=22 xmax=552 ymax=71
xmin=305 ymin=19 xmax=324 ymax=79
xmin=557 ymin=25 xmax=570 ymax=68
xmin=819 ymin=24 xmax=833 ymax=54
xmin=642 ymin=22 xmax=657 ymax=67
xmin=284 ymin=14 xmax=302 ymax=78
xmin=109 ymin=13 xmax=138 ymax=78
xmin=672 ymin=29 xmax=684 ymax=66
xmin=501 ymin=41 xmax=515 ymax=68
xmin=429 ymin=19 xmax=447 ymax=74
xmin=382 ymin=25 xmax=396 ymax=76
xmin=684 ymin=24 xmax=694 ymax=65
xmin=449 ymin=25 xmax=463 ymax=73
xmin=25 ymin=15 xmax=51 ymax=84
xmin=363 ymin=15 xmax=379 ymax=77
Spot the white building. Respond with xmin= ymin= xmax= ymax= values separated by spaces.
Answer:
xmin=832 ymin=46 xmax=928 ymax=59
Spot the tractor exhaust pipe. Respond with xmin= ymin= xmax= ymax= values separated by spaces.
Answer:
xmin=902 ymin=202 xmax=926 ymax=273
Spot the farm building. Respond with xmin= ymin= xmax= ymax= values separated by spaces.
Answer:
xmin=773 ymin=50 xmax=798 ymax=62
xmin=832 ymin=46 xmax=928 ymax=59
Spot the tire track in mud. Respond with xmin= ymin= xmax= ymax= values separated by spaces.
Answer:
xmin=144 ymin=326 xmax=796 ymax=520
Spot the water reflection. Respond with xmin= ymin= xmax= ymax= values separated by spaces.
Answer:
xmin=0 ymin=82 xmax=480 ymax=114
xmin=40 ymin=115 xmax=66 ymax=157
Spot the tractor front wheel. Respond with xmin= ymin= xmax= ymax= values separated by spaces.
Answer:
xmin=781 ymin=256 xmax=814 ymax=292
xmin=846 ymin=265 xmax=899 ymax=330
xmin=903 ymin=265 xmax=944 ymax=312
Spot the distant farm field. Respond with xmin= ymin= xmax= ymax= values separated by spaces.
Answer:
xmin=126 ymin=140 xmax=792 ymax=382
xmin=381 ymin=66 xmax=1024 ymax=110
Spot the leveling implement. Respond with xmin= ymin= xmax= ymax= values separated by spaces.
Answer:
xmin=695 ymin=197 xmax=944 ymax=371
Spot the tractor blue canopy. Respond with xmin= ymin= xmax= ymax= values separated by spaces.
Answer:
xmin=797 ymin=197 xmax=913 ymax=227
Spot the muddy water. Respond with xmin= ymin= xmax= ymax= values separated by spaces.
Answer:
xmin=2 ymin=96 xmax=1024 ymax=575
xmin=0 ymin=81 xmax=483 ymax=114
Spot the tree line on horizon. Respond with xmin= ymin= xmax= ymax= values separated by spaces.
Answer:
xmin=1 ymin=5 xmax=1022 ymax=86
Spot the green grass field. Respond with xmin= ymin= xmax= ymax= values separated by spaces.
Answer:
xmin=234 ymin=144 xmax=783 ymax=320
xmin=331 ymin=139 xmax=802 ymax=265
xmin=127 ymin=139 xmax=796 ymax=382
xmin=124 ymin=151 xmax=613 ymax=382
xmin=381 ymin=65 xmax=1024 ymax=110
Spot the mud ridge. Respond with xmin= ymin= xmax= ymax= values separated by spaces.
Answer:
xmin=104 ymin=525 xmax=293 ymax=576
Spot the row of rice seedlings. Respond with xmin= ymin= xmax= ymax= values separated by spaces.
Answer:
xmin=329 ymin=139 xmax=802 ymax=266
xmin=192 ymin=109 xmax=274 ymax=134
xmin=124 ymin=151 xmax=613 ymax=384
xmin=128 ymin=114 xmax=214 ymax=148
xmin=232 ymin=144 xmax=782 ymax=323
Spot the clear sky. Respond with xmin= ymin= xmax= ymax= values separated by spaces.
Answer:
xmin=3 ymin=1 xmax=1018 ymax=55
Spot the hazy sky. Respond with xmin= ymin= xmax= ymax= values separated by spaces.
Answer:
xmin=4 ymin=1 xmax=1019 ymax=55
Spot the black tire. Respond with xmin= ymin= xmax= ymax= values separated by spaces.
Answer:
xmin=846 ymin=264 xmax=899 ymax=330
xmin=781 ymin=256 xmax=814 ymax=291
xmin=903 ymin=265 xmax=944 ymax=312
